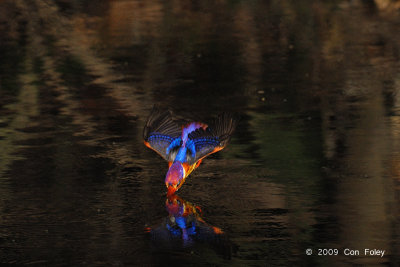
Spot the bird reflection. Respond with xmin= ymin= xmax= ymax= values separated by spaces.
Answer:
xmin=146 ymin=194 xmax=226 ymax=248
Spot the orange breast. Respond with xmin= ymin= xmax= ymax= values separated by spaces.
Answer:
xmin=182 ymin=162 xmax=199 ymax=178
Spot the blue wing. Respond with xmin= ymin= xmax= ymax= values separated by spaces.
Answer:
xmin=143 ymin=107 xmax=182 ymax=161
xmin=186 ymin=113 xmax=238 ymax=165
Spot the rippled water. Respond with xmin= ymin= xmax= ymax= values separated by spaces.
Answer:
xmin=1 ymin=0 xmax=400 ymax=266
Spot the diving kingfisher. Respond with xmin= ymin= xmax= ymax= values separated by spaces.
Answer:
xmin=143 ymin=107 xmax=237 ymax=195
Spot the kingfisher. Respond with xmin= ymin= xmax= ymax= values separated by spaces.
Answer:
xmin=143 ymin=107 xmax=237 ymax=195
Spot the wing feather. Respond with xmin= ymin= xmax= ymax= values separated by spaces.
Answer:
xmin=143 ymin=106 xmax=182 ymax=161
xmin=186 ymin=113 xmax=238 ymax=164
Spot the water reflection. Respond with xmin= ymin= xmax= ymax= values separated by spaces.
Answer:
xmin=147 ymin=194 xmax=226 ymax=248
xmin=1 ymin=0 xmax=400 ymax=265
xmin=148 ymin=194 xmax=223 ymax=245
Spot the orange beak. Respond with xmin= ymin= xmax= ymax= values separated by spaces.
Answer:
xmin=167 ymin=186 xmax=177 ymax=196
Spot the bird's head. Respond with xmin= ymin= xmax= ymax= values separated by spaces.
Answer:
xmin=165 ymin=162 xmax=185 ymax=195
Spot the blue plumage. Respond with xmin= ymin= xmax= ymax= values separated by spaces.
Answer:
xmin=166 ymin=137 xmax=182 ymax=155
xmin=143 ymin=107 xmax=237 ymax=193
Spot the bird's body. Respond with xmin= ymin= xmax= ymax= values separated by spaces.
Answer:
xmin=143 ymin=107 xmax=237 ymax=195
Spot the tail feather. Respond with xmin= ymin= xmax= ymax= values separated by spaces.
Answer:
xmin=182 ymin=122 xmax=208 ymax=145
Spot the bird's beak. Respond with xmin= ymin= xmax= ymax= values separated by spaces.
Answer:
xmin=167 ymin=186 xmax=177 ymax=196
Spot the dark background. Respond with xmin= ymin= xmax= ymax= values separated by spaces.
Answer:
xmin=1 ymin=0 xmax=400 ymax=265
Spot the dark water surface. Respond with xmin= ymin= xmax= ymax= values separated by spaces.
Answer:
xmin=1 ymin=0 xmax=400 ymax=266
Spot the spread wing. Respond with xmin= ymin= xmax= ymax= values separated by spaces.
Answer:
xmin=186 ymin=113 xmax=238 ymax=165
xmin=143 ymin=106 xmax=182 ymax=161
